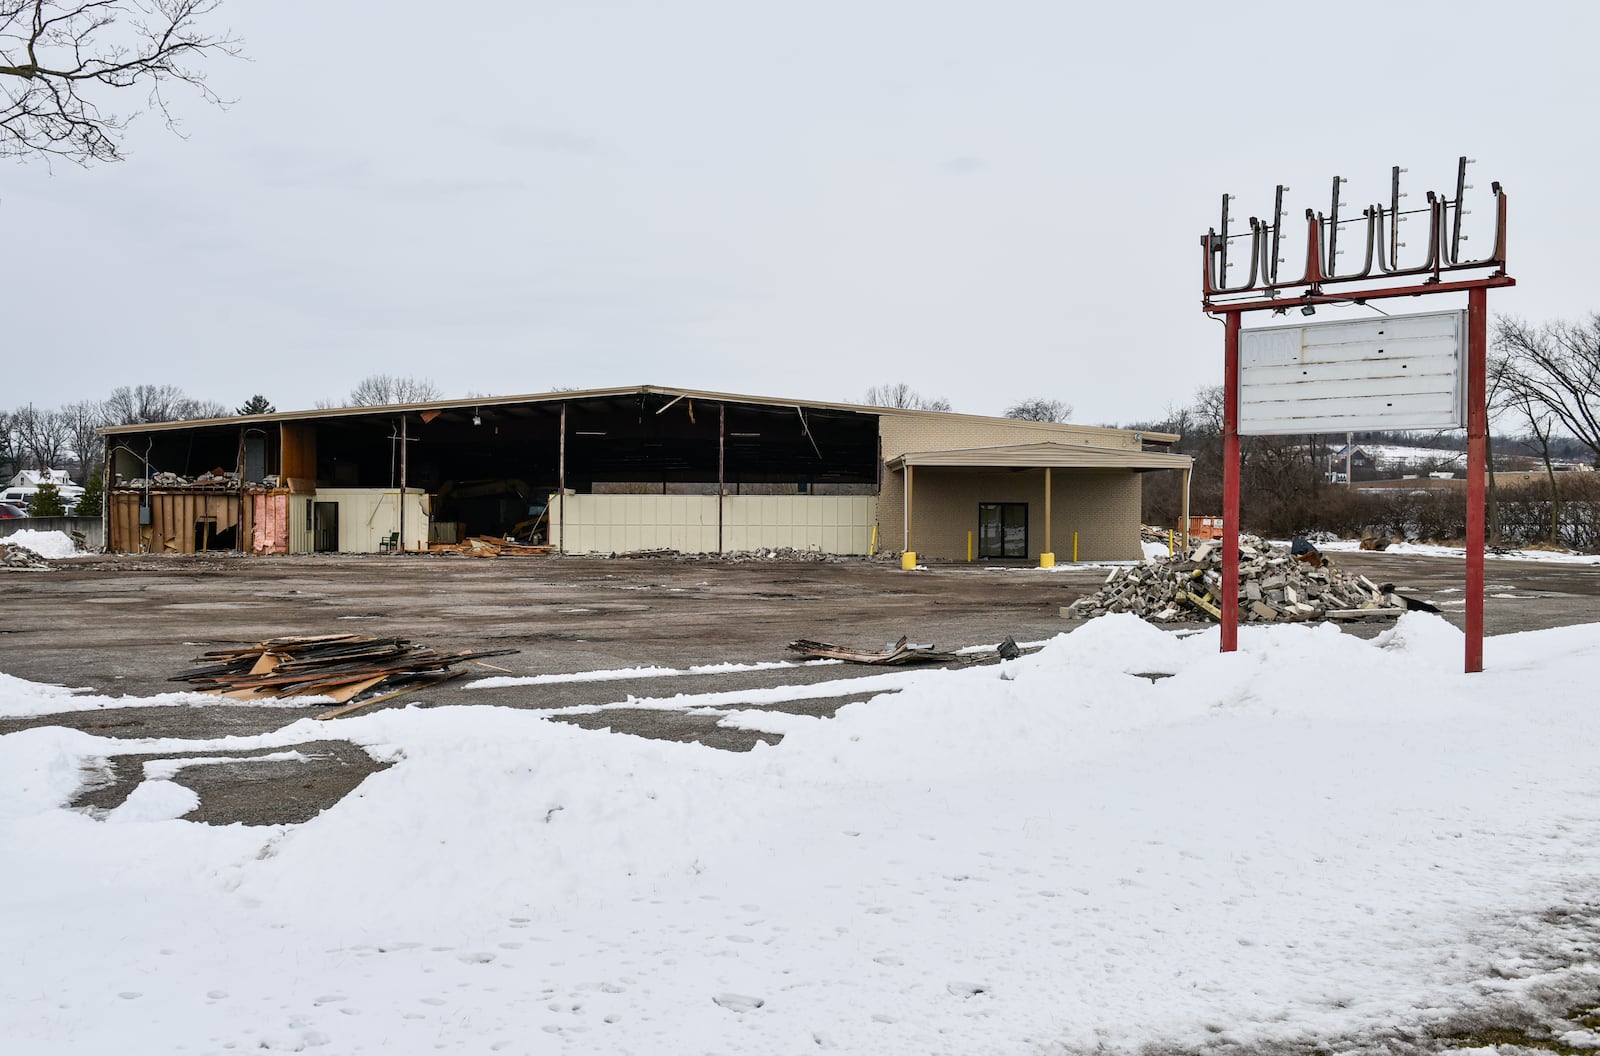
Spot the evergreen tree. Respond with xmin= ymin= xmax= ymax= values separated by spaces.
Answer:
xmin=75 ymin=472 xmax=104 ymax=518
xmin=31 ymin=481 xmax=67 ymax=517
xmin=237 ymin=395 xmax=276 ymax=416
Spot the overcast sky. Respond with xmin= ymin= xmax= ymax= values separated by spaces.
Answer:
xmin=5 ymin=1 xmax=1596 ymax=425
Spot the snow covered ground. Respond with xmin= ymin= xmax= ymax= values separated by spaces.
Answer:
xmin=1314 ymin=538 xmax=1600 ymax=566
xmin=4 ymin=614 xmax=1600 ymax=1053
xmin=1 ymin=528 xmax=78 ymax=559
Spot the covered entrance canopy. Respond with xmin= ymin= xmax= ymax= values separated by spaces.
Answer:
xmin=885 ymin=441 xmax=1194 ymax=561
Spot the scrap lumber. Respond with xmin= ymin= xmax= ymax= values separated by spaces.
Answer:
xmin=787 ymin=636 xmax=966 ymax=665
xmin=1062 ymin=538 xmax=1419 ymax=625
xmin=170 ymin=633 xmax=516 ymax=705
xmin=316 ymin=669 xmax=466 ymax=721
xmin=430 ymin=535 xmax=554 ymax=558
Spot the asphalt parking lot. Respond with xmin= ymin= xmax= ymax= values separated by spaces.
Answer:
xmin=2 ymin=548 xmax=1595 ymax=825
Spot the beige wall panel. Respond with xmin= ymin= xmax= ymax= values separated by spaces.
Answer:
xmin=288 ymin=494 xmax=314 ymax=554
xmin=722 ymin=495 xmax=874 ymax=554
xmin=886 ymin=467 xmax=1141 ymax=561
xmin=551 ymin=495 xmax=718 ymax=555
xmin=551 ymin=495 xmax=874 ymax=555
xmin=876 ymin=414 xmax=1143 ymax=463
xmin=309 ymin=488 xmax=431 ymax=553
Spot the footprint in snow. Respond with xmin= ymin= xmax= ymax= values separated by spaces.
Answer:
xmin=712 ymin=993 xmax=765 ymax=1012
xmin=947 ymin=982 xmax=989 ymax=999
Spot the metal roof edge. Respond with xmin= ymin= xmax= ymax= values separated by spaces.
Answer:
xmin=97 ymin=384 xmax=1173 ymax=443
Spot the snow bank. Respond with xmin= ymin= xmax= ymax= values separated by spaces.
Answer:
xmin=0 ymin=670 xmax=291 ymax=718
xmin=2 ymin=529 xmax=76 ymax=559
xmin=1314 ymin=538 xmax=1600 ymax=564
xmin=2 ymin=615 xmax=1599 ymax=1054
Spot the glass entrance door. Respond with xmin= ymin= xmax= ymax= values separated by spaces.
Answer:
xmin=978 ymin=503 xmax=1028 ymax=559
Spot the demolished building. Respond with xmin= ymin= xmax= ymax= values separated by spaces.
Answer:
xmin=98 ymin=386 xmax=1192 ymax=560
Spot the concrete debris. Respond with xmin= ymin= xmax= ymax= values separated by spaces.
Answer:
xmin=0 ymin=542 xmax=55 ymax=571
xmin=600 ymin=547 xmax=857 ymax=564
xmin=1062 ymin=538 xmax=1408 ymax=624
xmin=120 ymin=468 xmax=278 ymax=490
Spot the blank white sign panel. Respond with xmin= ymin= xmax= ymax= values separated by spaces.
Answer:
xmin=1238 ymin=310 xmax=1466 ymax=435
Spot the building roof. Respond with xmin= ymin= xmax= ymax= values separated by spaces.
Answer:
xmin=885 ymin=441 xmax=1192 ymax=472
xmin=99 ymin=384 xmax=1179 ymax=445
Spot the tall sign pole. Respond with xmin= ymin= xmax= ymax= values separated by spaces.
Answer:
xmin=1221 ymin=313 xmax=1242 ymax=653
xmin=1200 ymin=157 xmax=1512 ymax=673
xmin=1465 ymin=286 xmax=1489 ymax=672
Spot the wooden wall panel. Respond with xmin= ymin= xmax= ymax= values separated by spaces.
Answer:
xmin=281 ymin=423 xmax=316 ymax=492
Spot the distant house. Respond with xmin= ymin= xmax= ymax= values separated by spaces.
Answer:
xmin=1327 ymin=445 xmax=1375 ymax=477
xmin=2 ymin=469 xmax=87 ymax=512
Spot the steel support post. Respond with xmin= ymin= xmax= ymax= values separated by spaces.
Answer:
xmin=557 ymin=403 xmax=566 ymax=556
xmin=718 ymin=404 xmax=725 ymax=555
xmin=1221 ymin=312 xmax=1242 ymax=652
xmin=1465 ymin=286 xmax=1488 ymax=673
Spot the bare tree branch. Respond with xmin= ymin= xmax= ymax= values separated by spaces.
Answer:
xmin=1 ymin=0 xmax=241 ymax=165
xmin=102 ymin=383 xmax=221 ymax=423
xmin=1003 ymin=397 xmax=1073 ymax=423
xmin=860 ymin=383 xmax=953 ymax=412
xmin=343 ymin=374 xmax=444 ymax=407
xmin=1493 ymin=314 xmax=1600 ymax=467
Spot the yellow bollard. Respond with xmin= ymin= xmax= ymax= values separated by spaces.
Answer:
xmin=1039 ymin=552 xmax=1055 ymax=569
xmin=1168 ymin=529 xmax=1174 ymax=556
xmin=901 ymin=551 xmax=918 ymax=570
xmin=1072 ymin=532 xmax=1079 ymax=562
xmin=967 ymin=531 xmax=973 ymax=562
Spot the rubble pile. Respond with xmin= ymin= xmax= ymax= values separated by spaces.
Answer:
xmin=0 ymin=542 xmax=54 ymax=570
xmin=1063 ymin=539 xmax=1406 ymax=624
xmin=714 ymin=547 xmax=852 ymax=564
xmin=121 ymin=469 xmax=275 ymax=490
xmin=601 ymin=547 xmax=854 ymax=563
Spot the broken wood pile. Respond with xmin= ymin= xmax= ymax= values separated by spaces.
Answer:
xmin=788 ymin=636 xmax=967 ymax=665
xmin=430 ymin=535 xmax=553 ymax=558
xmin=1062 ymin=539 xmax=1408 ymax=624
xmin=0 ymin=541 xmax=53 ymax=570
xmin=171 ymin=634 xmax=519 ymax=713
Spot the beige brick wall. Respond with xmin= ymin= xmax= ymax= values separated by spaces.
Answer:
xmin=880 ymin=466 xmax=1141 ymax=561
xmin=873 ymin=414 xmax=1147 ymax=561
xmin=877 ymin=413 xmax=1143 ymax=462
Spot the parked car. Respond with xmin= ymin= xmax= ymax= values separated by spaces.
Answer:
xmin=0 ymin=502 xmax=27 ymax=519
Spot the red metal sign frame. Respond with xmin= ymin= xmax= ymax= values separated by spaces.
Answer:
xmin=1201 ymin=161 xmax=1512 ymax=673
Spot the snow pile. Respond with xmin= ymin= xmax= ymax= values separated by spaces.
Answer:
xmin=1140 ymin=538 xmax=1170 ymax=560
xmin=3 ymin=615 xmax=1600 ymax=1054
xmin=2 ymin=529 xmax=77 ymax=559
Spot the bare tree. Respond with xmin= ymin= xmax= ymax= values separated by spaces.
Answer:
xmin=343 ymin=374 xmax=443 ymax=407
xmin=1493 ymin=314 xmax=1600 ymax=467
xmin=102 ymin=383 xmax=220 ymax=423
xmin=1003 ymin=398 xmax=1073 ymax=423
xmin=861 ymin=383 xmax=952 ymax=412
xmin=60 ymin=398 xmax=105 ymax=477
xmin=0 ymin=407 xmax=21 ymax=476
xmin=11 ymin=403 xmax=69 ymax=469
xmin=1 ymin=0 xmax=241 ymax=165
